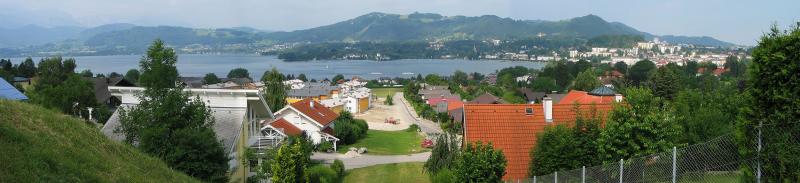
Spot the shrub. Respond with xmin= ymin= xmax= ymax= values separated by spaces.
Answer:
xmin=331 ymin=159 xmax=345 ymax=178
xmin=407 ymin=124 xmax=420 ymax=132
xmin=317 ymin=141 xmax=333 ymax=152
xmin=334 ymin=113 xmax=369 ymax=145
xmin=430 ymin=168 xmax=455 ymax=183
xmin=307 ymin=165 xmax=337 ymax=183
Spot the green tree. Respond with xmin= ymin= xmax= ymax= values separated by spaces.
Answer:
xmin=331 ymin=74 xmax=345 ymax=85
xmin=531 ymin=76 xmax=559 ymax=92
xmin=137 ymin=39 xmax=178 ymax=89
xmin=648 ymin=66 xmax=681 ymax=100
xmin=529 ymin=125 xmax=575 ymax=176
xmin=737 ymin=25 xmax=800 ymax=182
xmin=125 ymin=69 xmax=140 ymax=84
xmin=227 ymin=67 xmax=251 ymax=79
xmin=109 ymin=72 xmax=122 ymax=78
xmin=614 ymin=62 xmax=628 ymax=74
xmin=384 ymin=94 xmax=393 ymax=105
xmin=452 ymin=70 xmax=468 ymax=86
xmin=425 ymin=74 xmax=444 ymax=85
xmin=261 ymin=67 xmax=288 ymax=112
xmin=29 ymin=75 xmax=97 ymax=118
xmin=628 ymin=60 xmax=656 ymax=86
xmin=723 ymin=55 xmax=746 ymax=78
xmin=425 ymin=132 xmax=460 ymax=174
xmin=116 ymin=39 xmax=228 ymax=182
xmin=271 ymin=141 xmax=309 ymax=183
xmin=80 ymin=70 xmax=94 ymax=77
xmin=297 ymin=73 xmax=308 ymax=82
xmin=62 ymin=58 xmax=77 ymax=73
xmin=203 ymin=73 xmax=222 ymax=84
xmin=673 ymin=89 xmax=737 ymax=144
xmin=571 ymin=60 xmax=592 ymax=77
xmin=684 ymin=61 xmax=698 ymax=76
xmin=597 ymin=87 xmax=680 ymax=161
xmin=572 ymin=68 xmax=601 ymax=91
xmin=452 ymin=142 xmax=506 ymax=183
xmin=16 ymin=57 xmax=37 ymax=78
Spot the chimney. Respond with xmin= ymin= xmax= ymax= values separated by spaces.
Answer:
xmin=310 ymin=100 xmax=315 ymax=108
xmin=543 ymin=97 xmax=553 ymax=122
xmin=614 ymin=94 xmax=623 ymax=102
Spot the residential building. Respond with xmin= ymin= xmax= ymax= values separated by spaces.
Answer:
xmin=469 ymin=93 xmax=505 ymax=104
xmin=260 ymin=99 xmax=339 ymax=149
xmin=558 ymin=86 xmax=622 ymax=105
xmin=462 ymin=100 xmax=617 ymax=180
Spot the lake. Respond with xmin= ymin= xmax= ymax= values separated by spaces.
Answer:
xmin=8 ymin=54 xmax=544 ymax=80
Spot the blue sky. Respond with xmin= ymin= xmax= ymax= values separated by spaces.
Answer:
xmin=1 ymin=0 xmax=798 ymax=45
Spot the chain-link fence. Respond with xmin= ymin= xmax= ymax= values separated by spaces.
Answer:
xmin=517 ymin=133 xmax=755 ymax=183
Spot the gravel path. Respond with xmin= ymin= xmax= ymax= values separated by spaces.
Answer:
xmin=312 ymin=152 xmax=431 ymax=170
xmin=354 ymin=92 xmax=413 ymax=131
xmin=396 ymin=92 xmax=443 ymax=135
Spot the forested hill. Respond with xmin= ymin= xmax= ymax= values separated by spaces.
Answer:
xmin=0 ymin=100 xmax=198 ymax=182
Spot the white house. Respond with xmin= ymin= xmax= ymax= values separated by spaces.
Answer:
xmin=261 ymin=99 xmax=339 ymax=150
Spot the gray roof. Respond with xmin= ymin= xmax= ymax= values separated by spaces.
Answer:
xmin=545 ymin=94 xmax=567 ymax=104
xmin=101 ymin=105 xmax=245 ymax=154
xmin=0 ymin=78 xmax=27 ymax=100
xmin=288 ymin=82 xmax=339 ymax=97
xmin=589 ymin=86 xmax=617 ymax=96
xmin=179 ymin=77 xmax=204 ymax=88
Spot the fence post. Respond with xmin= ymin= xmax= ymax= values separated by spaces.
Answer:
xmin=582 ymin=166 xmax=586 ymax=183
xmin=533 ymin=176 xmax=537 ymax=183
xmin=619 ymin=159 xmax=624 ymax=183
xmin=672 ymin=146 xmax=677 ymax=183
xmin=555 ymin=171 xmax=558 ymax=183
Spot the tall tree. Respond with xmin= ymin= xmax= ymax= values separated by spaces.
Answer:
xmin=425 ymin=132 xmax=460 ymax=174
xmin=297 ymin=73 xmax=308 ymax=82
xmin=530 ymin=76 xmax=559 ymax=93
xmin=737 ymin=25 xmax=800 ymax=182
xmin=16 ymin=57 xmax=37 ymax=78
xmin=452 ymin=70 xmax=468 ymax=86
xmin=117 ymin=39 xmax=228 ymax=182
xmin=597 ymin=87 xmax=680 ymax=161
xmin=529 ymin=125 xmax=576 ymax=176
xmin=137 ymin=39 xmax=178 ymax=89
xmin=80 ymin=70 xmax=94 ymax=77
xmin=271 ymin=139 xmax=310 ymax=183
xmin=125 ymin=69 xmax=140 ymax=84
xmin=723 ymin=55 xmax=746 ymax=78
xmin=648 ymin=66 xmax=681 ymax=100
xmin=453 ymin=142 xmax=506 ymax=182
xmin=628 ymin=60 xmax=656 ymax=86
xmin=262 ymin=67 xmax=288 ymax=112
xmin=572 ymin=68 xmax=601 ymax=91
xmin=683 ymin=61 xmax=699 ymax=76
xmin=227 ymin=67 xmax=251 ymax=79
xmin=614 ymin=61 xmax=628 ymax=74
xmin=203 ymin=73 xmax=222 ymax=84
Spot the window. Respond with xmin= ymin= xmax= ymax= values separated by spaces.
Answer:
xmin=525 ymin=107 xmax=533 ymax=115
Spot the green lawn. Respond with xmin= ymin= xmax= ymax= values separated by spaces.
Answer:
xmin=371 ymin=88 xmax=403 ymax=98
xmin=343 ymin=162 xmax=431 ymax=183
xmin=337 ymin=129 xmax=427 ymax=155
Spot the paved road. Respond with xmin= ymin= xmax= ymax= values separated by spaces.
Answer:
xmin=312 ymin=152 xmax=431 ymax=170
xmin=396 ymin=92 xmax=443 ymax=135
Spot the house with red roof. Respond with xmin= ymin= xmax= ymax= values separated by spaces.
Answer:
xmin=463 ymin=97 xmax=618 ymax=180
xmin=558 ymin=86 xmax=622 ymax=105
xmin=260 ymin=98 xmax=340 ymax=150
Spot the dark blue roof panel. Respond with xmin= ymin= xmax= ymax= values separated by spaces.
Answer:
xmin=0 ymin=78 xmax=28 ymax=100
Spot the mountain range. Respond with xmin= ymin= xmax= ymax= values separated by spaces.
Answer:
xmin=0 ymin=12 xmax=735 ymax=53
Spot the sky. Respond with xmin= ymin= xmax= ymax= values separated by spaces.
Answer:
xmin=0 ymin=0 xmax=798 ymax=45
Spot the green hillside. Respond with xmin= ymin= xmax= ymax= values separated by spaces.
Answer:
xmin=0 ymin=99 xmax=198 ymax=182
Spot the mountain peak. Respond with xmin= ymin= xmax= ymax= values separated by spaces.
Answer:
xmin=571 ymin=14 xmax=606 ymax=23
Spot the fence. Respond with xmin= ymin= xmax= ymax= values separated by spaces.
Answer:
xmin=522 ymin=133 xmax=754 ymax=183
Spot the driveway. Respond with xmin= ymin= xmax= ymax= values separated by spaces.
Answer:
xmin=397 ymin=92 xmax=443 ymax=135
xmin=354 ymin=92 xmax=413 ymax=131
xmin=312 ymin=152 xmax=431 ymax=170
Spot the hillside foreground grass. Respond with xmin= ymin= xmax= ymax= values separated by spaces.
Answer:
xmin=0 ymin=100 xmax=198 ymax=182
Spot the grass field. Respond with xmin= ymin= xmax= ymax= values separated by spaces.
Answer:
xmin=371 ymin=87 xmax=403 ymax=98
xmin=343 ymin=162 xmax=431 ymax=183
xmin=0 ymin=100 xmax=197 ymax=182
xmin=337 ymin=129 xmax=427 ymax=155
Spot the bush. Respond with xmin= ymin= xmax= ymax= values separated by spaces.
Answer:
xmin=331 ymin=159 xmax=345 ymax=178
xmin=307 ymin=165 xmax=337 ymax=183
xmin=407 ymin=124 xmax=420 ymax=132
xmin=318 ymin=141 xmax=333 ymax=152
xmin=430 ymin=168 xmax=455 ymax=183
xmin=334 ymin=112 xmax=369 ymax=145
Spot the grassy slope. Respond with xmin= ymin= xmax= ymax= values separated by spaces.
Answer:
xmin=344 ymin=162 xmax=430 ymax=183
xmin=337 ymin=130 xmax=426 ymax=155
xmin=0 ymin=100 xmax=198 ymax=182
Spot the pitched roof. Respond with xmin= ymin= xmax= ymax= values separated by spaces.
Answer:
xmin=270 ymin=118 xmax=303 ymax=136
xmin=0 ymin=78 xmax=27 ymax=100
xmin=463 ymin=103 xmax=615 ymax=180
xmin=470 ymin=93 xmax=505 ymax=104
xmin=588 ymin=86 xmax=617 ymax=96
xmin=558 ymin=90 xmax=618 ymax=105
xmin=427 ymin=96 xmax=461 ymax=106
xmin=290 ymin=98 xmax=339 ymax=126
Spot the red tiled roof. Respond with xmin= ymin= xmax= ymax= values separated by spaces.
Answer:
xmin=291 ymin=98 xmax=339 ymax=126
xmin=270 ymin=118 xmax=302 ymax=136
xmin=463 ymin=103 xmax=615 ymax=180
xmin=558 ymin=90 xmax=617 ymax=105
